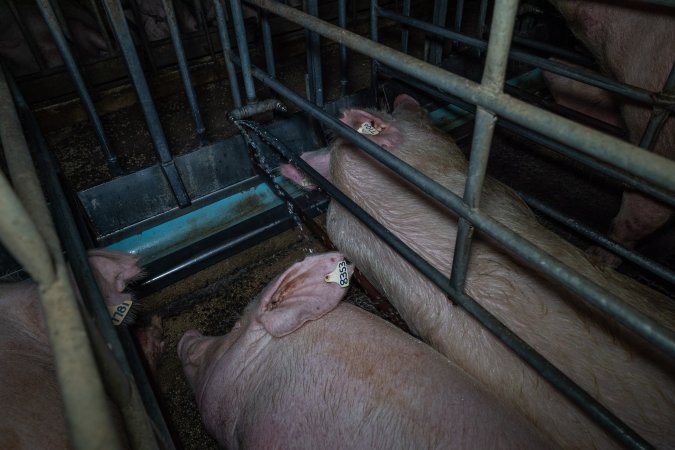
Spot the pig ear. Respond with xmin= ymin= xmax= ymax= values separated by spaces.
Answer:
xmin=340 ymin=108 xmax=402 ymax=148
xmin=257 ymin=253 xmax=353 ymax=337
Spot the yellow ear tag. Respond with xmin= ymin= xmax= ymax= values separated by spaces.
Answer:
xmin=324 ymin=260 xmax=350 ymax=288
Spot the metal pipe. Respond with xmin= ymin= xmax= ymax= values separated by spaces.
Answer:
xmin=36 ymin=0 xmax=123 ymax=177
xmin=229 ymin=0 xmax=257 ymax=102
xmin=249 ymin=0 xmax=675 ymax=194
xmin=427 ymin=0 xmax=447 ymax=64
xmin=305 ymin=0 xmax=324 ymax=106
xmin=161 ymin=0 xmax=208 ymax=146
xmin=234 ymin=118 xmax=651 ymax=449
xmin=377 ymin=7 xmax=675 ymax=113
xmin=125 ymin=0 xmax=159 ymax=73
xmin=338 ymin=0 xmax=348 ymax=96
xmin=453 ymin=0 xmax=464 ymax=33
xmin=213 ymin=0 xmax=243 ymax=109
xmin=261 ymin=9 xmax=277 ymax=79
xmin=639 ymin=63 xmax=675 ymax=152
xmin=451 ymin=0 xmax=515 ymax=296
xmin=369 ymin=0 xmax=379 ymax=103
xmin=101 ymin=0 xmax=191 ymax=207
xmin=511 ymin=35 xmax=594 ymax=67
xmin=400 ymin=0 xmax=411 ymax=54
xmin=193 ymin=0 xmax=218 ymax=64
xmin=230 ymin=52 xmax=675 ymax=362
xmin=6 ymin=68 xmax=168 ymax=450
xmin=0 ymin=65 xmax=122 ymax=450
xmin=88 ymin=0 xmax=115 ymax=52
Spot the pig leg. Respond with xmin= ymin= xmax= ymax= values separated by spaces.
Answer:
xmin=135 ymin=315 xmax=164 ymax=374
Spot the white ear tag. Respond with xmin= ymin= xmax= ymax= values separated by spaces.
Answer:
xmin=324 ymin=260 xmax=350 ymax=288
xmin=108 ymin=300 xmax=133 ymax=326
xmin=357 ymin=121 xmax=380 ymax=135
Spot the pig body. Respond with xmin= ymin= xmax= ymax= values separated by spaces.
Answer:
xmin=0 ymin=250 xmax=143 ymax=450
xmin=548 ymin=1 xmax=675 ymax=266
xmin=178 ymin=252 xmax=551 ymax=450
xmin=283 ymin=96 xmax=675 ymax=449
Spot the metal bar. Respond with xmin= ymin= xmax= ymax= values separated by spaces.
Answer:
xmin=0 ymin=65 xmax=123 ymax=450
xmin=229 ymin=0 xmax=257 ymax=102
xmin=88 ymin=0 xmax=115 ymax=52
xmin=36 ymin=0 xmax=123 ymax=177
xmin=213 ymin=0 xmax=243 ymax=108
xmin=522 ymin=194 xmax=675 ymax=289
xmin=6 ymin=69 xmax=168 ymax=450
xmin=251 ymin=0 xmax=675 ymax=194
xmin=378 ymin=66 xmax=675 ymax=283
xmin=193 ymin=0 xmax=218 ymax=63
xmin=400 ymin=0 xmax=411 ymax=54
xmin=305 ymin=0 xmax=324 ymax=106
xmin=161 ymin=0 xmax=208 ymax=146
xmin=101 ymin=0 xmax=191 ymax=207
xmin=370 ymin=0 xmax=379 ymax=103
xmin=639 ymin=63 xmax=675 ymax=151
xmin=453 ymin=0 xmax=463 ymax=33
xmin=338 ymin=0 xmax=348 ymax=96
xmin=235 ymin=117 xmax=652 ymax=449
xmin=377 ymin=7 xmax=675 ymax=113
xmin=261 ymin=9 xmax=276 ymax=79
xmin=125 ymin=0 xmax=158 ymax=73
xmin=4 ymin=0 xmax=48 ymax=72
xmin=451 ymin=0 xmax=515 ymax=294
xmin=511 ymin=35 xmax=594 ymax=67
xmin=427 ymin=0 xmax=447 ymax=64
xmin=231 ymin=48 xmax=675 ymax=362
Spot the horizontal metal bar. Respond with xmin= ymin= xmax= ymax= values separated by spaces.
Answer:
xmin=235 ymin=118 xmax=651 ymax=449
xmin=249 ymin=0 xmax=675 ymax=195
xmin=377 ymin=7 xmax=675 ymax=112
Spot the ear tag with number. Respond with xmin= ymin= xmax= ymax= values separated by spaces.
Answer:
xmin=108 ymin=300 xmax=133 ymax=326
xmin=325 ymin=260 xmax=350 ymax=288
xmin=357 ymin=121 xmax=380 ymax=135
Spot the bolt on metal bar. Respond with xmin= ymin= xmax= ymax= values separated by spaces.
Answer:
xmin=161 ymin=0 xmax=208 ymax=146
xmin=232 ymin=46 xmax=675 ymax=364
xmin=6 ymin=69 xmax=168 ymax=450
xmin=378 ymin=7 xmax=675 ymax=113
xmin=36 ymin=0 xmax=123 ymax=177
xmin=234 ymin=117 xmax=652 ymax=450
xmin=0 ymin=65 xmax=123 ymax=450
xmin=101 ymin=0 xmax=191 ymax=207
xmin=451 ymin=0 xmax=516 ymax=297
xmin=229 ymin=0 xmax=257 ymax=102
xmin=338 ymin=0 xmax=349 ymax=96
xmin=400 ymin=0 xmax=411 ymax=54
xmin=261 ymin=9 xmax=277 ymax=78
xmin=213 ymin=0 xmax=243 ymax=109
xmin=251 ymin=0 xmax=675 ymax=194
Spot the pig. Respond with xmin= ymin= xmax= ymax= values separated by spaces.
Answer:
xmin=547 ymin=1 xmax=675 ymax=267
xmin=0 ymin=1 xmax=107 ymax=75
xmin=177 ymin=252 xmax=552 ymax=450
xmin=280 ymin=95 xmax=675 ymax=449
xmin=0 ymin=249 xmax=144 ymax=450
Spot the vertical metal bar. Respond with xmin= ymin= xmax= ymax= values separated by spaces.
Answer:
xmin=305 ymin=0 xmax=323 ymax=106
xmin=450 ymin=0 xmax=518 ymax=291
xmin=0 ymin=65 xmax=123 ymax=450
xmin=4 ymin=0 xmax=48 ymax=72
xmin=370 ymin=0 xmax=379 ymax=103
xmin=228 ymin=0 xmax=257 ymax=102
xmin=453 ymin=0 xmax=464 ymax=33
xmin=101 ymin=0 xmax=191 ymax=207
xmin=213 ymin=0 xmax=243 ymax=108
xmin=126 ymin=0 xmax=158 ymax=73
xmin=161 ymin=0 xmax=208 ymax=145
xmin=427 ymin=0 xmax=447 ymax=65
xmin=6 ymin=69 xmax=169 ymax=450
xmin=400 ymin=0 xmax=411 ymax=54
xmin=261 ymin=9 xmax=276 ymax=79
xmin=338 ymin=0 xmax=348 ymax=96
xmin=193 ymin=0 xmax=218 ymax=64
xmin=639 ymin=63 xmax=675 ymax=151
xmin=36 ymin=0 xmax=123 ymax=177
xmin=88 ymin=0 xmax=115 ymax=52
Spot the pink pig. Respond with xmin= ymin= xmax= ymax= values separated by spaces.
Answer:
xmin=177 ymin=252 xmax=551 ymax=450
